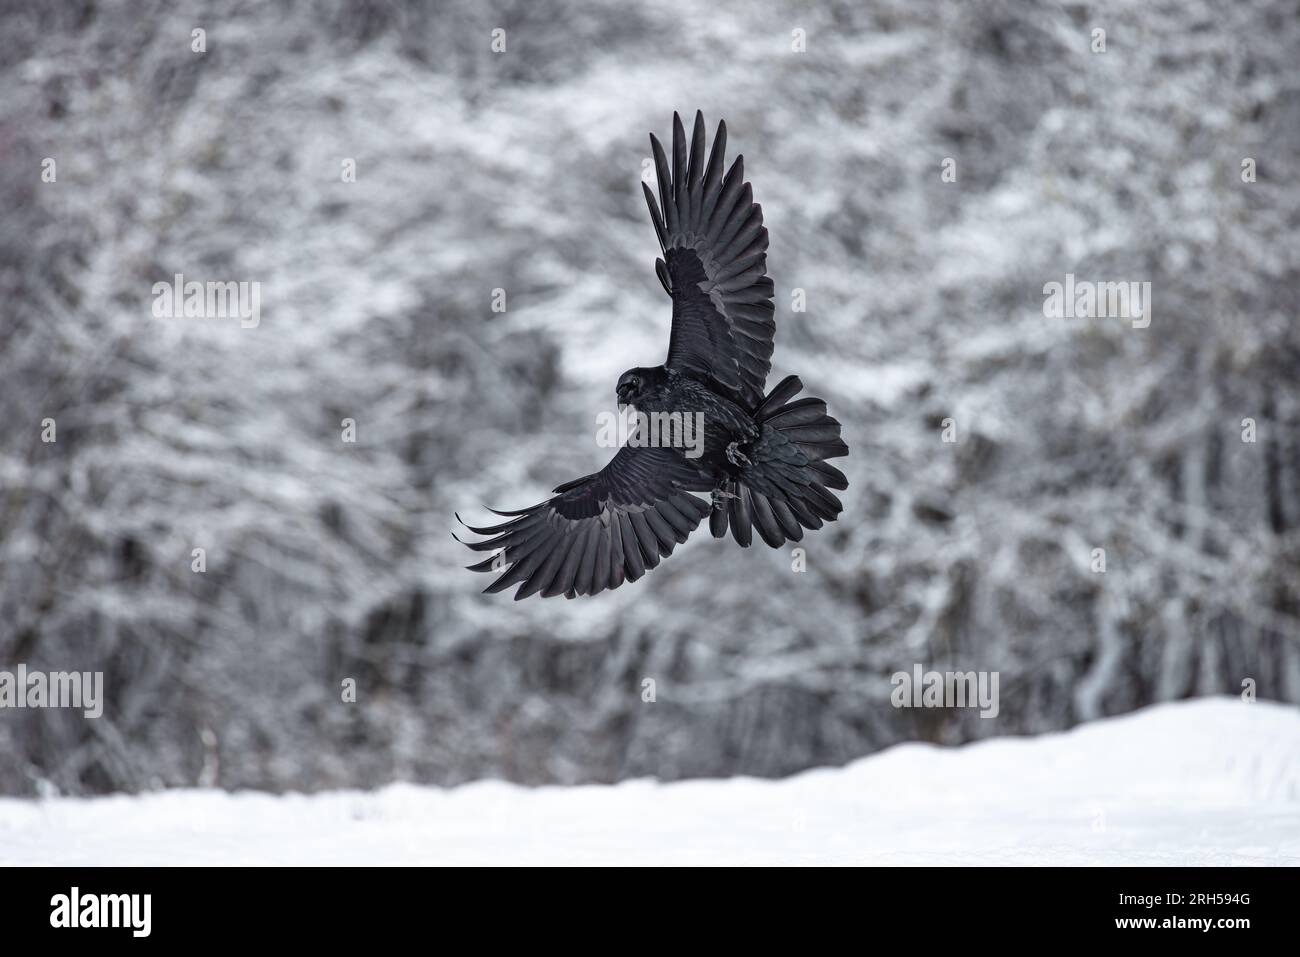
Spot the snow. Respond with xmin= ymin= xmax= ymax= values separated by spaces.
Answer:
xmin=3 ymin=697 xmax=1296 ymax=865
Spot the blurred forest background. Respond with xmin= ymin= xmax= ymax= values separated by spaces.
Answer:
xmin=1 ymin=0 xmax=1297 ymax=797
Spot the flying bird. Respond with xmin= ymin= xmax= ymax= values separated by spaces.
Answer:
xmin=457 ymin=111 xmax=848 ymax=599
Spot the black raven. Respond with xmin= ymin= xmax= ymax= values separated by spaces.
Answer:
xmin=457 ymin=112 xmax=848 ymax=599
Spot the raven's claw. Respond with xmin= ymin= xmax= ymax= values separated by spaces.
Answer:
xmin=725 ymin=441 xmax=752 ymax=468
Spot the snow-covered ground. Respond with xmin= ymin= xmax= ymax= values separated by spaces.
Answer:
xmin=2 ymin=698 xmax=1296 ymax=866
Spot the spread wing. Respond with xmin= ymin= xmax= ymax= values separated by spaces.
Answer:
xmin=643 ymin=111 xmax=776 ymax=413
xmin=456 ymin=446 xmax=713 ymax=600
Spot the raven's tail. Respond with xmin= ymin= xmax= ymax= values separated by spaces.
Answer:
xmin=710 ymin=375 xmax=849 ymax=548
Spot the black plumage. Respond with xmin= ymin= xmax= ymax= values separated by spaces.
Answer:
xmin=457 ymin=112 xmax=849 ymax=599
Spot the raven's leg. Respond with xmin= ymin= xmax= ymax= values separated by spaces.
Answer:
xmin=725 ymin=441 xmax=752 ymax=468
xmin=711 ymin=485 xmax=738 ymax=509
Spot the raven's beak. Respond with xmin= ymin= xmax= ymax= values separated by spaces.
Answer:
xmin=617 ymin=401 xmax=628 ymax=415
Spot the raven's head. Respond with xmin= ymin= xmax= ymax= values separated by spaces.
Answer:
xmin=615 ymin=366 xmax=662 ymax=412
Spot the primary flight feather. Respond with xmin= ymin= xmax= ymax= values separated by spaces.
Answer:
xmin=457 ymin=112 xmax=849 ymax=599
